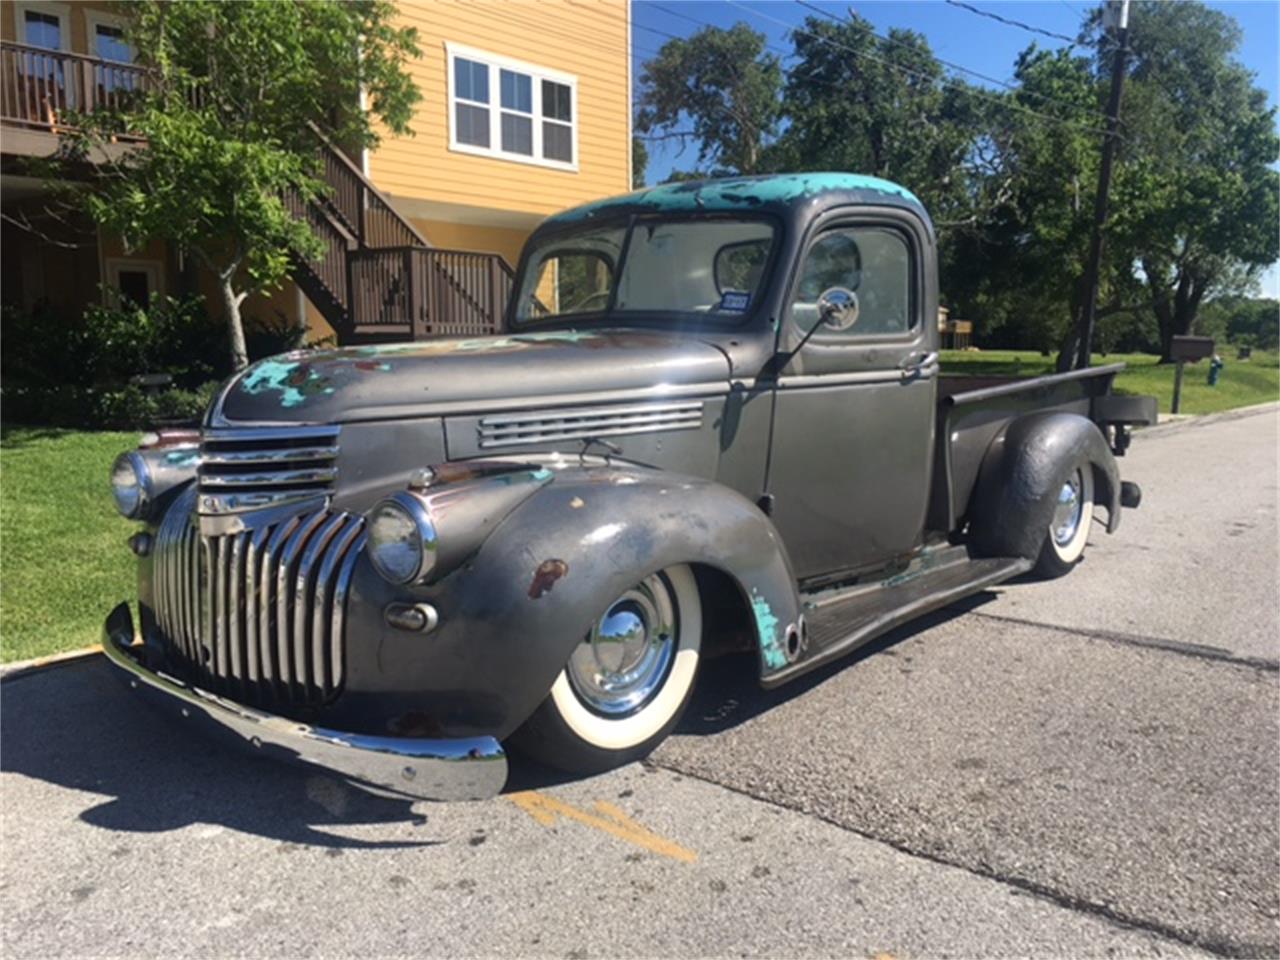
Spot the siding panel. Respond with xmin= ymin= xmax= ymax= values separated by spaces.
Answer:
xmin=369 ymin=0 xmax=631 ymax=219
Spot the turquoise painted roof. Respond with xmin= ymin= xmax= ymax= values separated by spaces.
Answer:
xmin=544 ymin=172 xmax=923 ymax=226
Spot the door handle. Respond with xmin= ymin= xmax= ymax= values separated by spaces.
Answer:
xmin=900 ymin=351 xmax=939 ymax=380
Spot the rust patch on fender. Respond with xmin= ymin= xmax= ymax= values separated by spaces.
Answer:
xmin=528 ymin=559 xmax=569 ymax=599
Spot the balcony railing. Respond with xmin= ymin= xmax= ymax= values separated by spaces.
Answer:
xmin=1 ymin=40 xmax=150 ymax=131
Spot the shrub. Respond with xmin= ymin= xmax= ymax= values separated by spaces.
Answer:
xmin=1 ymin=381 xmax=221 ymax=430
xmin=2 ymin=291 xmax=332 ymax=429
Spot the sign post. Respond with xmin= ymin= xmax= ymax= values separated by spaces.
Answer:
xmin=1169 ymin=336 xmax=1215 ymax=414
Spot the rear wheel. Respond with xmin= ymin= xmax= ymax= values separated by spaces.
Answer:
xmin=1033 ymin=464 xmax=1094 ymax=578
xmin=511 ymin=565 xmax=701 ymax=774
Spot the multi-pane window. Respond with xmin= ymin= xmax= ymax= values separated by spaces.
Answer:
xmin=93 ymin=23 xmax=131 ymax=62
xmin=453 ymin=56 xmax=490 ymax=148
xmin=448 ymin=45 xmax=577 ymax=170
xmin=542 ymin=79 xmax=573 ymax=163
xmin=500 ymin=69 xmax=533 ymax=155
xmin=23 ymin=11 xmax=62 ymax=49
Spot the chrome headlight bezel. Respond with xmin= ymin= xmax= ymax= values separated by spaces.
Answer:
xmin=366 ymin=491 xmax=438 ymax=585
xmin=111 ymin=451 xmax=151 ymax=520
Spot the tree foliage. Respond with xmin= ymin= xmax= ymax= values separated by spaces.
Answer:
xmin=637 ymin=4 xmax=1277 ymax=358
xmin=769 ymin=15 xmax=980 ymax=223
xmin=65 ymin=0 xmax=421 ymax=370
xmin=635 ymin=23 xmax=782 ymax=176
xmin=1105 ymin=1 xmax=1278 ymax=359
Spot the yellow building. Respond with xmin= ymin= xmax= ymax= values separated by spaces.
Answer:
xmin=0 ymin=0 xmax=633 ymax=344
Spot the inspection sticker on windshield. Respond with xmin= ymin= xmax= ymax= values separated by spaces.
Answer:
xmin=718 ymin=292 xmax=751 ymax=312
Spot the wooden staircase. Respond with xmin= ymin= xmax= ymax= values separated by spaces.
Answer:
xmin=292 ymin=125 xmax=515 ymax=344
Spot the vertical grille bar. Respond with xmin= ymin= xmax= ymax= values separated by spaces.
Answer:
xmin=151 ymin=489 xmax=360 ymax=708
xmin=294 ymin=514 xmax=346 ymax=703
xmin=313 ymin=521 xmax=364 ymax=694
xmin=228 ymin=532 xmax=246 ymax=688
xmin=331 ymin=529 xmax=367 ymax=692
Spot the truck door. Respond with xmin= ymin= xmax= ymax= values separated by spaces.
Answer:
xmin=765 ymin=215 xmax=938 ymax=582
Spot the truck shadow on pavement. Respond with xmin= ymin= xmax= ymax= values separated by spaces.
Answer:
xmin=0 ymin=658 xmax=441 ymax=849
xmin=675 ymin=593 xmax=996 ymax=738
xmin=1 ymin=593 xmax=995 ymax=838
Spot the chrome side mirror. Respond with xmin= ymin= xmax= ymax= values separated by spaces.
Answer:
xmin=818 ymin=287 xmax=859 ymax=331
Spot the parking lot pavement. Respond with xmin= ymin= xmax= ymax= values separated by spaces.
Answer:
xmin=2 ymin=405 xmax=1277 ymax=959
xmin=978 ymin=406 xmax=1280 ymax=665
xmin=0 ymin=659 xmax=1210 ymax=959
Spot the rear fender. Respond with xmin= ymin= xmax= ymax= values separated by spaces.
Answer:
xmin=968 ymin=412 xmax=1121 ymax=561
xmin=436 ymin=464 xmax=801 ymax=732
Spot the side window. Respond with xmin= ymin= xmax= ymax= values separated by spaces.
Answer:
xmin=791 ymin=227 xmax=912 ymax=336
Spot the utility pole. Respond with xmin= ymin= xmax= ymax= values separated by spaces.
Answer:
xmin=1074 ymin=0 xmax=1131 ymax=370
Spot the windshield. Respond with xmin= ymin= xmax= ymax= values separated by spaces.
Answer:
xmin=514 ymin=217 xmax=775 ymax=325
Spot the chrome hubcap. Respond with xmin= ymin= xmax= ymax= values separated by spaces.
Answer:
xmin=567 ymin=573 xmax=678 ymax=717
xmin=1051 ymin=469 xmax=1085 ymax=546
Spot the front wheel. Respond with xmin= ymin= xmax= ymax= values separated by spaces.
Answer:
xmin=511 ymin=565 xmax=702 ymax=774
xmin=1033 ymin=464 xmax=1095 ymax=578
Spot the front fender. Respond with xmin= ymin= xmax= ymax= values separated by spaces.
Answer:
xmin=338 ymin=463 xmax=801 ymax=741
xmin=968 ymin=411 xmax=1121 ymax=561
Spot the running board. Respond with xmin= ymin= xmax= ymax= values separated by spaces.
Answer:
xmin=763 ymin=554 xmax=1032 ymax=688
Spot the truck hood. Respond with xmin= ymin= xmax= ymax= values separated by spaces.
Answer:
xmin=214 ymin=330 xmax=733 ymax=424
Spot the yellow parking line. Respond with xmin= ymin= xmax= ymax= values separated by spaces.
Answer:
xmin=508 ymin=790 xmax=698 ymax=863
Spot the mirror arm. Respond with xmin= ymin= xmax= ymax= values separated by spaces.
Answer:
xmin=758 ymin=312 xmax=827 ymax=380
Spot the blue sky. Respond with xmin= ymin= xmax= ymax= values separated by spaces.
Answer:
xmin=630 ymin=0 xmax=1280 ymax=297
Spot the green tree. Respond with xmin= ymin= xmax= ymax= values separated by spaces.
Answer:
xmin=632 ymin=135 xmax=649 ymax=188
xmin=1104 ymin=1 xmax=1278 ymax=360
xmin=943 ymin=47 xmax=1108 ymax=354
xmin=66 ymin=0 xmax=421 ymax=370
xmin=769 ymin=15 xmax=980 ymax=223
xmin=635 ymin=24 xmax=782 ymax=176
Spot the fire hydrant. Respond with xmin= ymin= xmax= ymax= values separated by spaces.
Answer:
xmin=1207 ymin=354 xmax=1224 ymax=386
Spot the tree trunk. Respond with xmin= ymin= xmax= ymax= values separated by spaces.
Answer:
xmin=1147 ymin=258 xmax=1209 ymax=362
xmin=220 ymin=276 xmax=250 ymax=371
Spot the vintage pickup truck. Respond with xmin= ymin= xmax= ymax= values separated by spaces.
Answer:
xmin=103 ymin=173 xmax=1156 ymax=801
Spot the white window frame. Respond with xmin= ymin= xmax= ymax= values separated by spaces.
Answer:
xmin=83 ymin=9 xmax=133 ymax=62
xmin=445 ymin=42 xmax=579 ymax=173
xmin=14 ymin=1 xmax=71 ymax=50
xmin=104 ymin=257 xmax=163 ymax=306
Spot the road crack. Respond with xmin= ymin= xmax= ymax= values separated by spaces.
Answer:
xmin=969 ymin=611 xmax=1279 ymax=673
xmin=649 ymin=759 xmax=1273 ymax=959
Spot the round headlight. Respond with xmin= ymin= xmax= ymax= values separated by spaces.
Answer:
xmin=110 ymin=452 xmax=149 ymax=519
xmin=367 ymin=493 xmax=437 ymax=584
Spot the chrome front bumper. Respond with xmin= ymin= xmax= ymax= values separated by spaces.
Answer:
xmin=102 ymin=603 xmax=507 ymax=801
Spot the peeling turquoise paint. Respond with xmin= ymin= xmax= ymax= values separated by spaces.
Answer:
xmin=239 ymin=360 xmax=327 ymax=408
xmin=163 ymin=449 xmax=200 ymax=467
xmin=547 ymin=173 xmax=922 ymax=226
xmin=238 ymin=355 xmax=395 ymax=408
xmin=751 ymin=589 xmax=788 ymax=671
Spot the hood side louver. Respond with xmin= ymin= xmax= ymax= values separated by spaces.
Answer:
xmin=478 ymin=401 xmax=704 ymax=449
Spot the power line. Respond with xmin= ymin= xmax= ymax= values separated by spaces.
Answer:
xmin=719 ymin=0 xmax=1111 ymax=137
xmin=796 ymin=1 xmax=1104 ymax=122
xmin=944 ymin=0 xmax=1077 ymax=44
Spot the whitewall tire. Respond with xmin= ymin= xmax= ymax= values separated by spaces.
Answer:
xmin=512 ymin=565 xmax=702 ymax=774
xmin=1034 ymin=465 xmax=1094 ymax=578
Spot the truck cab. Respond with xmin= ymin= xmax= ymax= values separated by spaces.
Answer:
xmin=102 ymin=174 xmax=1155 ymax=801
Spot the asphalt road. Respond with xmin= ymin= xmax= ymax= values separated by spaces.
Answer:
xmin=3 ymin=404 xmax=1277 ymax=959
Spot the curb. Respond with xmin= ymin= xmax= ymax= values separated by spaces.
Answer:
xmin=0 ymin=646 xmax=101 ymax=682
xmin=1135 ymin=399 xmax=1280 ymax=439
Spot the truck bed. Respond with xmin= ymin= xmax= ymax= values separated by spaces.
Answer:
xmin=928 ymin=363 xmax=1128 ymax=534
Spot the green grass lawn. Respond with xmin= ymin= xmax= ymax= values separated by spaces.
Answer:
xmin=941 ymin=349 xmax=1280 ymax=416
xmin=1 ymin=427 xmax=138 ymax=662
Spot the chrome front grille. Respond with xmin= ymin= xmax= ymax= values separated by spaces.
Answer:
xmin=152 ymin=486 xmax=366 ymax=707
xmin=198 ymin=425 xmax=341 ymax=514
xmin=478 ymin=400 xmax=704 ymax=449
